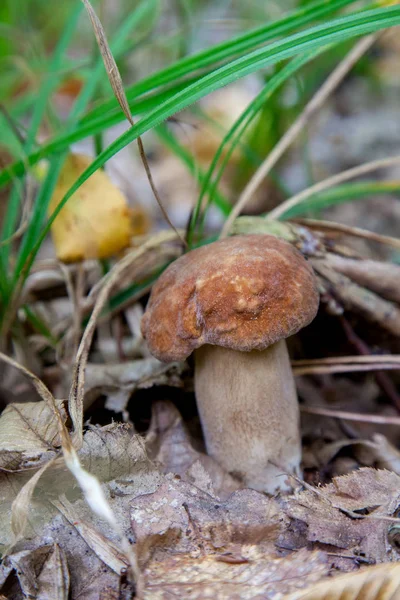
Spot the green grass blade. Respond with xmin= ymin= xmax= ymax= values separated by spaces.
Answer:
xmin=189 ymin=49 xmax=325 ymax=242
xmin=0 ymin=0 xmax=361 ymax=186
xmin=12 ymin=0 xmax=159 ymax=281
xmin=84 ymin=0 xmax=358 ymax=125
xmin=29 ymin=5 xmax=400 ymax=265
xmin=280 ymin=180 xmax=400 ymax=218
xmin=155 ymin=124 xmax=231 ymax=217
xmin=0 ymin=3 xmax=83 ymax=289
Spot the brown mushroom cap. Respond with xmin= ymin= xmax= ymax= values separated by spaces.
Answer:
xmin=141 ymin=234 xmax=319 ymax=362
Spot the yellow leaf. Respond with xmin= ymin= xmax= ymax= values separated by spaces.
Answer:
xmin=49 ymin=154 xmax=135 ymax=262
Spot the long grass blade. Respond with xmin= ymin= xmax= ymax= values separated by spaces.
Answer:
xmin=0 ymin=0 xmax=361 ymax=187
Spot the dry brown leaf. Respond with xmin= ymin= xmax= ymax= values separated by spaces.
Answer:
xmin=284 ymin=561 xmax=400 ymax=599
xmin=142 ymin=548 xmax=328 ymax=600
xmin=147 ymin=400 xmax=241 ymax=499
xmin=0 ymin=400 xmax=66 ymax=471
xmin=353 ymin=433 xmax=400 ymax=473
xmin=130 ymin=473 xmax=281 ymax=565
xmin=53 ymin=496 xmax=127 ymax=574
xmin=48 ymin=154 xmax=135 ymax=262
xmin=0 ymin=545 xmax=60 ymax=600
xmin=283 ymin=468 xmax=400 ymax=564
xmin=312 ymin=259 xmax=400 ymax=337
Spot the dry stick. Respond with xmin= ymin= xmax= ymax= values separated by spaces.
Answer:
xmin=312 ymin=259 xmax=400 ymax=337
xmin=269 ymin=154 xmax=400 ymax=220
xmin=293 ymin=355 xmax=400 ymax=366
xmin=220 ymin=33 xmax=379 ymax=238
xmin=340 ymin=315 xmax=400 ymax=412
xmin=295 ymin=218 xmax=400 ymax=250
xmin=300 ymin=405 xmax=400 ymax=426
xmin=81 ymin=0 xmax=186 ymax=248
xmin=293 ymin=363 xmax=400 ymax=376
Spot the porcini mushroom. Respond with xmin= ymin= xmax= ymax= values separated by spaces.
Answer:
xmin=141 ymin=234 xmax=319 ymax=493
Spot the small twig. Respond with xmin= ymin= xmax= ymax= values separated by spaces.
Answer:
xmin=294 ymin=364 xmax=400 ymax=376
xmin=269 ymin=155 xmax=400 ymax=221
xmin=293 ymin=355 xmax=400 ymax=366
xmin=295 ymin=218 xmax=400 ymax=250
xmin=312 ymin=259 xmax=400 ymax=337
xmin=220 ymin=33 xmax=379 ymax=237
xmin=300 ymin=406 xmax=400 ymax=426
xmin=340 ymin=316 xmax=400 ymax=412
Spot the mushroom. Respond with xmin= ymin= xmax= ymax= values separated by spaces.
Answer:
xmin=141 ymin=234 xmax=319 ymax=493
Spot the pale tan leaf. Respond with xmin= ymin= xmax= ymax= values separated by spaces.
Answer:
xmin=53 ymin=496 xmax=127 ymax=574
xmin=284 ymin=561 xmax=400 ymax=599
xmin=9 ymin=457 xmax=58 ymax=551
xmin=0 ymin=423 xmax=160 ymax=551
xmin=0 ymin=400 xmax=66 ymax=471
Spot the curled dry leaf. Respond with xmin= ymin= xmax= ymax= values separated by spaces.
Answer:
xmin=283 ymin=561 xmax=400 ymax=599
xmin=353 ymin=433 xmax=400 ymax=473
xmin=312 ymin=259 xmax=400 ymax=337
xmin=48 ymin=154 xmax=139 ymax=263
xmin=83 ymin=358 xmax=187 ymax=412
xmin=283 ymin=468 xmax=400 ymax=564
xmin=0 ymin=400 xmax=67 ymax=471
xmin=0 ymin=544 xmax=69 ymax=600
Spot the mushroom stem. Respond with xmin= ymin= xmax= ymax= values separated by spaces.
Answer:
xmin=194 ymin=340 xmax=301 ymax=493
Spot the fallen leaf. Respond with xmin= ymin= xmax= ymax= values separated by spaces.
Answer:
xmin=130 ymin=473 xmax=281 ymax=564
xmin=48 ymin=154 xmax=138 ymax=262
xmin=0 ymin=422 xmax=161 ymax=551
xmin=147 ymin=401 xmax=241 ymax=499
xmin=36 ymin=543 xmax=70 ymax=600
xmin=0 ymin=545 xmax=57 ymax=599
xmin=284 ymin=561 xmax=400 ymax=599
xmin=283 ymin=468 xmax=400 ymax=564
xmin=83 ymin=358 xmax=187 ymax=412
xmin=143 ymin=548 xmax=328 ymax=600
xmin=0 ymin=400 xmax=66 ymax=471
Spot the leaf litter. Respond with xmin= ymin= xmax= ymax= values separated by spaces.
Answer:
xmin=4 ymin=8 xmax=400 ymax=599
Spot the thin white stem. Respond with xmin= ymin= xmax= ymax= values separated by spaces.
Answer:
xmin=220 ymin=33 xmax=379 ymax=238
xmin=268 ymin=154 xmax=400 ymax=220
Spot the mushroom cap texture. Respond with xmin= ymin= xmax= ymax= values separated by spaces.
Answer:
xmin=141 ymin=234 xmax=319 ymax=362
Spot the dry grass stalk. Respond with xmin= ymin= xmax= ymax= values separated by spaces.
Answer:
xmin=269 ymin=154 xmax=400 ymax=221
xmin=82 ymin=0 xmax=186 ymax=247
